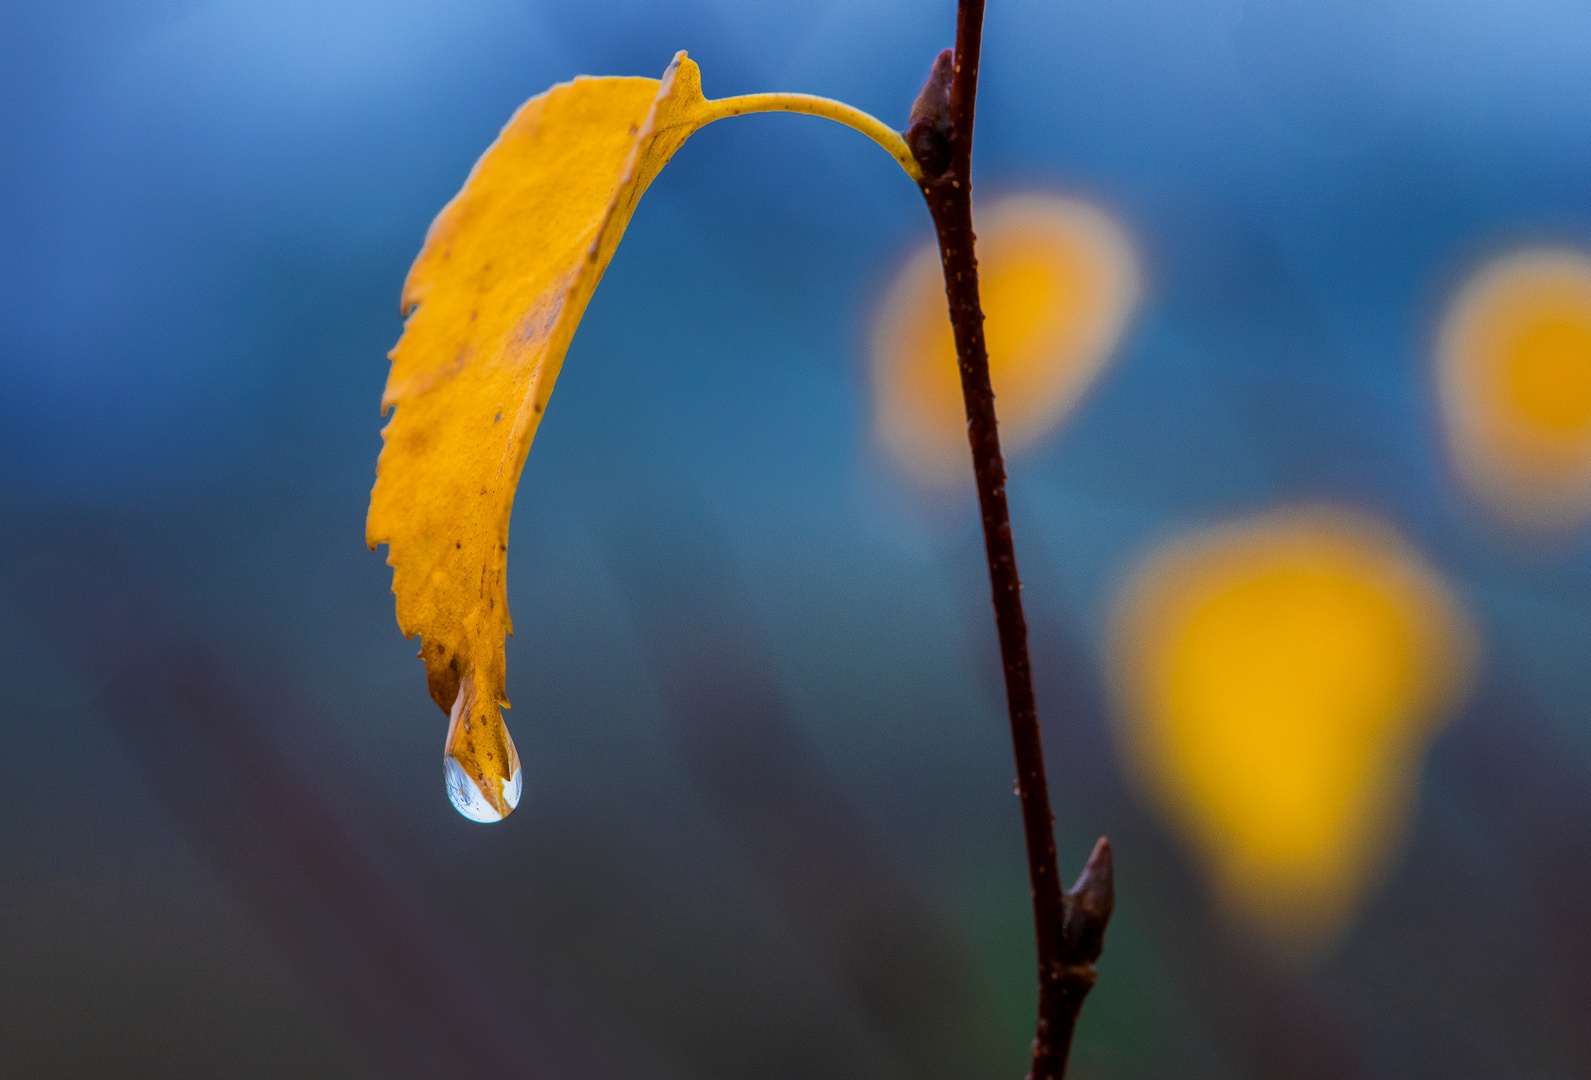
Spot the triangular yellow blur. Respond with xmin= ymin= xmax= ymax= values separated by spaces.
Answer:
xmin=873 ymin=194 xmax=1138 ymax=484
xmin=1109 ymin=508 xmax=1475 ymax=955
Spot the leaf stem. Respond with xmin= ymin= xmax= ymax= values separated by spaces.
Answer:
xmin=908 ymin=4 xmax=1114 ymax=1079
xmin=705 ymin=93 xmax=925 ymax=182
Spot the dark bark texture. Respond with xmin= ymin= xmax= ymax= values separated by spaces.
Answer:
xmin=908 ymin=4 xmax=1113 ymax=1077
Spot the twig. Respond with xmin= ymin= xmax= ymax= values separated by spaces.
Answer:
xmin=905 ymin=5 xmax=1114 ymax=1077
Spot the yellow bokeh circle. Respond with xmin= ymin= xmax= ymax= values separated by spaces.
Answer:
xmin=1108 ymin=508 xmax=1475 ymax=955
xmin=872 ymin=194 xmax=1139 ymax=484
xmin=1438 ymin=248 xmax=1591 ymax=529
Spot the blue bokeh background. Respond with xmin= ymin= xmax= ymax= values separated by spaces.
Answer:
xmin=5 ymin=2 xmax=1591 ymax=1077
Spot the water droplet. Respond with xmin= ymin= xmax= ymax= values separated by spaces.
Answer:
xmin=446 ymin=755 xmax=523 ymax=822
xmin=443 ymin=677 xmax=523 ymax=823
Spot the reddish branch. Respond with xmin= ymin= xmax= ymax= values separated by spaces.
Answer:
xmin=906 ymin=5 xmax=1114 ymax=1078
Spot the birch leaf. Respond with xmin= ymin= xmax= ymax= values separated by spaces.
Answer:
xmin=367 ymin=52 xmax=720 ymax=819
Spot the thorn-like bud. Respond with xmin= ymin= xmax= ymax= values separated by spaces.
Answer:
xmin=1062 ymin=836 xmax=1114 ymax=965
xmin=906 ymin=48 xmax=955 ymax=178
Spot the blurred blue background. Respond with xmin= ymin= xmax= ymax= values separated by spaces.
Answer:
xmin=5 ymin=1 xmax=1591 ymax=1077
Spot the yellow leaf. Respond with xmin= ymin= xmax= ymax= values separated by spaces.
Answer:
xmin=367 ymin=52 xmax=916 ymax=820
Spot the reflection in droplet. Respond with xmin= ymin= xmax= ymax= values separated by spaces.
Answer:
xmin=445 ymin=755 xmax=523 ymax=823
xmin=443 ymin=675 xmax=523 ymax=823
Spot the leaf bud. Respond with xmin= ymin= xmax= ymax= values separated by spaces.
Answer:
xmin=906 ymin=48 xmax=955 ymax=178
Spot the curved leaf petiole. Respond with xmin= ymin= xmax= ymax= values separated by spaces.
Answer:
xmin=703 ymin=93 xmax=925 ymax=182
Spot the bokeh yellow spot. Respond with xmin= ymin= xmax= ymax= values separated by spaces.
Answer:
xmin=872 ymin=194 xmax=1139 ymax=484
xmin=1108 ymin=508 xmax=1475 ymax=955
xmin=1438 ymin=249 xmax=1591 ymax=529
